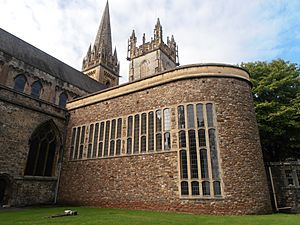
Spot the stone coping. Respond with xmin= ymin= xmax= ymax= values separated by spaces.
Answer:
xmin=67 ymin=63 xmax=250 ymax=110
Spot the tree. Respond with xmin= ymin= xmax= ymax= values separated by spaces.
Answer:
xmin=241 ymin=59 xmax=300 ymax=162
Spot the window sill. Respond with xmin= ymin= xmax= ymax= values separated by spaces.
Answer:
xmin=180 ymin=196 xmax=223 ymax=200
xmin=69 ymin=149 xmax=177 ymax=162
xmin=283 ymin=186 xmax=300 ymax=190
xmin=15 ymin=176 xmax=58 ymax=181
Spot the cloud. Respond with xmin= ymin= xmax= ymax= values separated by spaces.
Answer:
xmin=1 ymin=0 xmax=300 ymax=84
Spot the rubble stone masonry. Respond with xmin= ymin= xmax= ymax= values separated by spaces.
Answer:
xmin=58 ymin=64 xmax=272 ymax=214
xmin=0 ymin=84 xmax=67 ymax=206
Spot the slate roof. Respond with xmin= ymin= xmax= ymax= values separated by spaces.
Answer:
xmin=0 ymin=28 xmax=106 ymax=92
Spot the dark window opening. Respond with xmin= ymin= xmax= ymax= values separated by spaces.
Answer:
xmin=14 ymin=74 xmax=26 ymax=92
xmin=31 ymin=80 xmax=42 ymax=98
xmin=59 ymin=93 xmax=68 ymax=107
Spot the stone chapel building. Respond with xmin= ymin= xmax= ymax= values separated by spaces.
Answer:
xmin=1 ymin=2 xmax=297 ymax=214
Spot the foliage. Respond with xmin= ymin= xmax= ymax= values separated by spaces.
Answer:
xmin=241 ymin=59 xmax=300 ymax=161
xmin=0 ymin=207 xmax=300 ymax=225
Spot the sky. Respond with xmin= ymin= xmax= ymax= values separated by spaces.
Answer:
xmin=1 ymin=0 xmax=300 ymax=84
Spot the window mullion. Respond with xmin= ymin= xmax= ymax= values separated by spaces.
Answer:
xmin=32 ymin=139 xmax=42 ymax=175
xmin=42 ymin=135 xmax=51 ymax=176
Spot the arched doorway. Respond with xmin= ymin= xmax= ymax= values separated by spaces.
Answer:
xmin=0 ymin=174 xmax=11 ymax=206
xmin=0 ymin=178 xmax=6 ymax=205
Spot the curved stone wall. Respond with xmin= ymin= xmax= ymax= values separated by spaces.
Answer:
xmin=58 ymin=64 xmax=271 ymax=214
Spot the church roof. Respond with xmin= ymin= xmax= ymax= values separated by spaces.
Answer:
xmin=0 ymin=28 xmax=106 ymax=93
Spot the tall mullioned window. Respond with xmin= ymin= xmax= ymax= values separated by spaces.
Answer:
xmin=69 ymin=118 xmax=122 ymax=160
xmin=178 ymin=103 xmax=222 ymax=198
xmin=126 ymin=108 xmax=172 ymax=154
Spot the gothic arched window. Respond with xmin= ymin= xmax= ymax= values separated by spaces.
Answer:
xmin=24 ymin=120 xmax=60 ymax=177
xmin=14 ymin=74 xmax=26 ymax=92
xmin=31 ymin=80 xmax=42 ymax=98
xmin=59 ymin=92 xmax=68 ymax=108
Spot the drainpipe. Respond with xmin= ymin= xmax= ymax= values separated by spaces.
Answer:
xmin=268 ymin=166 xmax=278 ymax=212
xmin=54 ymin=111 xmax=70 ymax=204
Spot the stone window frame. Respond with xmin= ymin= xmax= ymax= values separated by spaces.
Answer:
xmin=176 ymin=102 xmax=223 ymax=199
xmin=283 ymin=165 xmax=300 ymax=188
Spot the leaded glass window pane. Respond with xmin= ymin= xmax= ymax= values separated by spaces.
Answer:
xmin=196 ymin=104 xmax=204 ymax=127
xmin=156 ymin=133 xmax=162 ymax=151
xmin=127 ymin=116 xmax=133 ymax=137
xmin=206 ymin=103 xmax=214 ymax=127
xmin=69 ymin=128 xmax=76 ymax=159
xmin=178 ymin=105 xmax=185 ymax=129
xmin=127 ymin=138 xmax=132 ymax=154
xmin=111 ymin=119 xmax=116 ymax=139
xmin=98 ymin=142 xmax=103 ymax=157
xmin=180 ymin=150 xmax=188 ymax=179
xmin=187 ymin=104 xmax=195 ymax=129
xmin=213 ymin=181 xmax=221 ymax=196
xmin=87 ymin=124 xmax=94 ymax=158
xmin=192 ymin=181 xmax=200 ymax=195
xmin=179 ymin=130 xmax=186 ymax=148
xmin=133 ymin=114 xmax=140 ymax=153
xmin=156 ymin=110 xmax=162 ymax=132
xmin=99 ymin=122 xmax=105 ymax=141
xmin=116 ymin=139 xmax=121 ymax=155
xmin=141 ymin=113 xmax=147 ymax=135
xmin=198 ymin=129 xmax=206 ymax=147
xmin=163 ymin=108 xmax=171 ymax=131
xmin=181 ymin=181 xmax=189 ymax=195
xmin=79 ymin=126 xmax=85 ymax=159
xmin=109 ymin=140 xmax=115 ymax=156
xmin=148 ymin=111 xmax=154 ymax=152
xmin=117 ymin=118 xmax=122 ymax=138
xmin=209 ymin=128 xmax=220 ymax=179
xmin=93 ymin=124 xmax=99 ymax=158
xmin=74 ymin=127 xmax=81 ymax=159
xmin=200 ymin=149 xmax=209 ymax=179
xmin=87 ymin=144 xmax=92 ymax=159
xmin=141 ymin=136 xmax=146 ymax=153
xmin=103 ymin=121 xmax=110 ymax=156
xmin=88 ymin=124 xmax=94 ymax=143
xmin=202 ymin=181 xmax=210 ymax=196
xmin=164 ymin=132 xmax=171 ymax=150
xmin=189 ymin=130 xmax=198 ymax=179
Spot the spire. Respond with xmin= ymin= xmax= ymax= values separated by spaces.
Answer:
xmin=94 ymin=1 xmax=112 ymax=56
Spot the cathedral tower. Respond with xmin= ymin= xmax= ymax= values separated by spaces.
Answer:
xmin=82 ymin=1 xmax=120 ymax=87
xmin=127 ymin=18 xmax=179 ymax=81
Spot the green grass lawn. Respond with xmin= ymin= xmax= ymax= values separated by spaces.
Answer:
xmin=0 ymin=207 xmax=299 ymax=225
